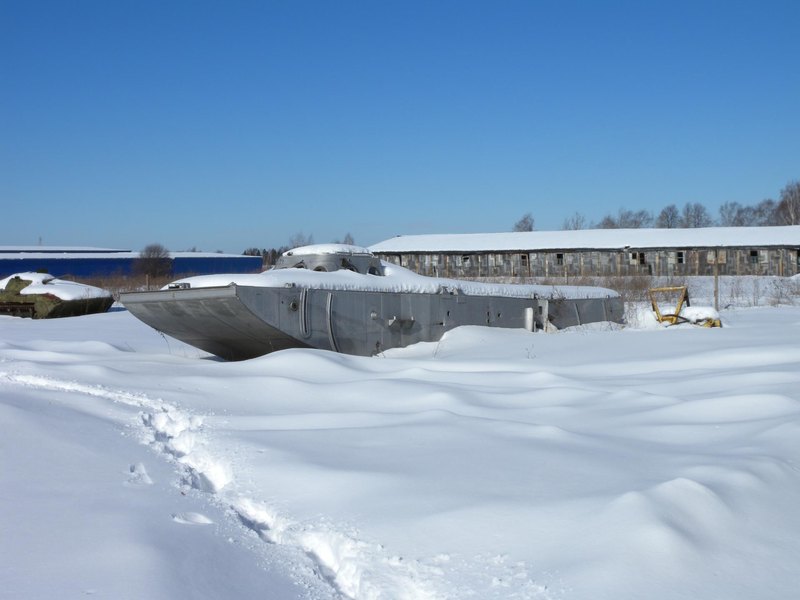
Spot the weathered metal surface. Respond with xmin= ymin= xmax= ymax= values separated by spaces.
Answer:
xmin=122 ymin=284 xmax=558 ymax=360
xmin=121 ymin=246 xmax=625 ymax=360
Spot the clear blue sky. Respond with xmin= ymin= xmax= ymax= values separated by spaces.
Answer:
xmin=3 ymin=0 xmax=798 ymax=253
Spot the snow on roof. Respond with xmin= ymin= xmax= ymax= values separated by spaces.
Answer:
xmin=369 ymin=226 xmax=800 ymax=253
xmin=0 ymin=246 xmax=128 ymax=254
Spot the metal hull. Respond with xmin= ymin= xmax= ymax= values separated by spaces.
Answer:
xmin=122 ymin=285 xmax=623 ymax=360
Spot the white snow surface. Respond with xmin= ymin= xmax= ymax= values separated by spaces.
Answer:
xmin=679 ymin=305 xmax=721 ymax=323
xmin=0 ymin=272 xmax=112 ymax=301
xmin=166 ymin=260 xmax=618 ymax=300
xmin=369 ymin=225 xmax=800 ymax=252
xmin=2 ymin=285 xmax=800 ymax=599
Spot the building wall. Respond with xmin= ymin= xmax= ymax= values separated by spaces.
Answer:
xmin=0 ymin=255 xmax=263 ymax=279
xmin=377 ymin=247 xmax=800 ymax=279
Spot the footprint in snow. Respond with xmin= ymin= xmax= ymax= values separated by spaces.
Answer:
xmin=124 ymin=463 xmax=154 ymax=487
xmin=172 ymin=512 xmax=214 ymax=525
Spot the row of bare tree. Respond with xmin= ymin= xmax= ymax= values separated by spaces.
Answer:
xmin=514 ymin=179 xmax=800 ymax=232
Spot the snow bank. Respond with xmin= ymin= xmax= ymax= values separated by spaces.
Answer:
xmin=680 ymin=305 xmax=720 ymax=323
xmin=2 ymin=306 xmax=800 ymax=599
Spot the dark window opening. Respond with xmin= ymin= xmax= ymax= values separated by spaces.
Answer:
xmin=556 ymin=253 xmax=564 ymax=265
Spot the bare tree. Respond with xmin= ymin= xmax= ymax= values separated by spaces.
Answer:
xmin=594 ymin=208 xmax=652 ymax=229
xmin=343 ymin=233 xmax=355 ymax=245
xmin=777 ymin=180 xmax=800 ymax=225
xmin=656 ymin=204 xmax=681 ymax=228
xmin=135 ymin=243 xmax=171 ymax=278
xmin=562 ymin=212 xmax=587 ymax=230
xmin=513 ymin=213 xmax=535 ymax=232
xmin=718 ymin=201 xmax=744 ymax=226
xmin=618 ymin=209 xmax=653 ymax=228
xmin=594 ymin=214 xmax=619 ymax=229
xmin=680 ymin=202 xmax=713 ymax=228
xmin=288 ymin=232 xmax=314 ymax=248
xmin=719 ymin=199 xmax=779 ymax=226
xmin=753 ymin=198 xmax=779 ymax=225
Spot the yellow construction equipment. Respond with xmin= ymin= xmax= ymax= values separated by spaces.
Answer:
xmin=648 ymin=286 xmax=722 ymax=328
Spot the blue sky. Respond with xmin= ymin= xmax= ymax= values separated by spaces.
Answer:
xmin=3 ymin=1 xmax=799 ymax=253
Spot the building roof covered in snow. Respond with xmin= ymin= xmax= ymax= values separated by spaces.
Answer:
xmin=369 ymin=226 xmax=800 ymax=253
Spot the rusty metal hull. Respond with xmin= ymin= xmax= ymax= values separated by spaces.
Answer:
xmin=121 ymin=284 xmax=623 ymax=360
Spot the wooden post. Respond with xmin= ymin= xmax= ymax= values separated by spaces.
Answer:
xmin=714 ymin=249 xmax=719 ymax=311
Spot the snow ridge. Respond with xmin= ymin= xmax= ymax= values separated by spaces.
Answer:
xmin=0 ymin=371 xmax=446 ymax=600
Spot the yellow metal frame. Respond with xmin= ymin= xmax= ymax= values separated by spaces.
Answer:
xmin=648 ymin=286 xmax=721 ymax=328
xmin=649 ymin=286 xmax=689 ymax=325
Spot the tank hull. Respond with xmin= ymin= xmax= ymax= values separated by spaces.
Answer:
xmin=0 ymin=274 xmax=114 ymax=319
xmin=121 ymin=285 xmax=623 ymax=360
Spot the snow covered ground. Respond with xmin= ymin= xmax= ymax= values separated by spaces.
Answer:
xmin=2 ymin=277 xmax=800 ymax=599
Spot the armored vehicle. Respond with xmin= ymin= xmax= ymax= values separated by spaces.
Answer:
xmin=0 ymin=273 xmax=114 ymax=319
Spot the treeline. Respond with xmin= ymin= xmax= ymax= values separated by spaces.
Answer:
xmin=514 ymin=179 xmax=800 ymax=232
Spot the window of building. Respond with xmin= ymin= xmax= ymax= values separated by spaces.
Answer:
xmin=749 ymin=250 xmax=759 ymax=264
xmin=630 ymin=252 xmax=646 ymax=265
xmin=520 ymin=254 xmax=528 ymax=267
xmin=556 ymin=253 xmax=564 ymax=266
xmin=461 ymin=255 xmax=470 ymax=263
xmin=677 ymin=251 xmax=685 ymax=264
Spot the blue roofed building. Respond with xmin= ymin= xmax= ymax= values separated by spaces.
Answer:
xmin=0 ymin=247 xmax=262 ymax=279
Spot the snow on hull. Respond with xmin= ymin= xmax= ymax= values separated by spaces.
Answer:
xmin=166 ymin=260 xmax=620 ymax=301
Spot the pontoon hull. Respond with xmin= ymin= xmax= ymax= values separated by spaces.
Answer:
xmin=121 ymin=285 xmax=623 ymax=360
